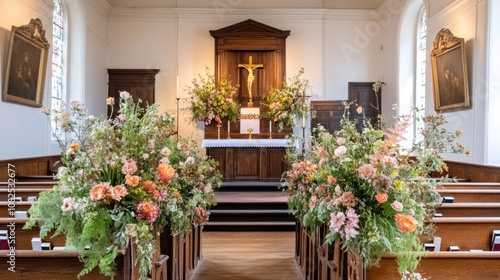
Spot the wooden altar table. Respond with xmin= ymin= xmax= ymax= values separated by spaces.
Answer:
xmin=202 ymin=139 xmax=298 ymax=181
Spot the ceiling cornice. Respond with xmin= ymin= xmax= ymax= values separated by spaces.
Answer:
xmin=88 ymin=0 xmax=112 ymax=18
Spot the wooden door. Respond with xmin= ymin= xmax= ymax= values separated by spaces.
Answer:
xmin=107 ymin=69 xmax=159 ymax=118
xmin=347 ymin=82 xmax=381 ymax=131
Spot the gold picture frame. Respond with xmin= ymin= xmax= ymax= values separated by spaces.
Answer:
xmin=430 ymin=28 xmax=470 ymax=112
xmin=2 ymin=18 xmax=50 ymax=107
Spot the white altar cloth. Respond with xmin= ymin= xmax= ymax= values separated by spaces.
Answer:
xmin=202 ymin=139 xmax=299 ymax=149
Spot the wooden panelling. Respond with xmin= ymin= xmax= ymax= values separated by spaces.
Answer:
xmin=206 ymin=147 xmax=287 ymax=181
xmin=206 ymin=19 xmax=292 ymax=140
xmin=234 ymin=148 xmax=260 ymax=179
xmin=0 ymin=155 xmax=60 ymax=181
xmin=434 ymin=160 xmax=500 ymax=182
xmin=107 ymin=69 xmax=159 ymax=118
xmin=267 ymin=148 xmax=287 ymax=179
xmin=311 ymin=100 xmax=345 ymax=134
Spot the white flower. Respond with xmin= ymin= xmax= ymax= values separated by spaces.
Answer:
xmin=204 ymin=183 xmax=213 ymax=193
xmin=334 ymin=146 xmax=347 ymax=158
xmin=120 ymin=91 xmax=131 ymax=99
xmin=61 ymin=197 xmax=75 ymax=212
xmin=161 ymin=147 xmax=171 ymax=156
xmin=185 ymin=156 xmax=195 ymax=165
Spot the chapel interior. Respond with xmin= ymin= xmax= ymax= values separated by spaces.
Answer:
xmin=1 ymin=0 xmax=500 ymax=279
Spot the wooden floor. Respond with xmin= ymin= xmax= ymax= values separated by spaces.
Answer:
xmin=191 ymin=231 xmax=303 ymax=280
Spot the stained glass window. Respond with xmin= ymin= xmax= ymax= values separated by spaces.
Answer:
xmin=416 ymin=8 xmax=427 ymax=108
xmin=52 ymin=0 xmax=64 ymax=137
xmin=415 ymin=8 xmax=427 ymax=134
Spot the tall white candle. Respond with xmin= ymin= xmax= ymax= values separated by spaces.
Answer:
xmin=269 ymin=120 xmax=272 ymax=133
xmin=302 ymin=114 xmax=306 ymax=127
xmin=227 ymin=120 xmax=230 ymax=133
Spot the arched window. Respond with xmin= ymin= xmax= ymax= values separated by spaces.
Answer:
xmin=51 ymin=0 xmax=65 ymax=137
xmin=415 ymin=7 xmax=427 ymax=140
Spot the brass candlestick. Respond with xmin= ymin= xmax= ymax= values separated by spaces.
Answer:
xmin=216 ymin=123 xmax=222 ymax=140
xmin=227 ymin=120 xmax=231 ymax=139
xmin=247 ymin=127 xmax=253 ymax=139
xmin=269 ymin=120 xmax=272 ymax=139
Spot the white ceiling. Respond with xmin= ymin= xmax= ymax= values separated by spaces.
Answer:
xmin=106 ymin=0 xmax=386 ymax=10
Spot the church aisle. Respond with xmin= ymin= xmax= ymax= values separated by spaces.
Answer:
xmin=191 ymin=231 xmax=303 ymax=280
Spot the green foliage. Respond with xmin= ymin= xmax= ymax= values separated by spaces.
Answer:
xmin=29 ymin=94 xmax=222 ymax=279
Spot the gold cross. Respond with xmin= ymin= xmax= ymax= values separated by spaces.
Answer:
xmin=247 ymin=127 xmax=253 ymax=139
xmin=238 ymin=56 xmax=263 ymax=107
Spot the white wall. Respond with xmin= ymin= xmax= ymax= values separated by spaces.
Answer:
xmin=0 ymin=0 xmax=53 ymax=160
xmin=425 ymin=0 xmax=488 ymax=164
xmin=486 ymin=0 xmax=500 ymax=165
xmin=0 ymin=0 xmax=110 ymax=160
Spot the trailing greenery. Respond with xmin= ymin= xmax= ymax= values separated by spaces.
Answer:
xmin=26 ymin=94 xmax=221 ymax=279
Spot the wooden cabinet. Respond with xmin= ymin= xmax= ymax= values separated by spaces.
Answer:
xmin=107 ymin=69 xmax=160 ymax=117
xmin=311 ymin=100 xmax=345 ymax=134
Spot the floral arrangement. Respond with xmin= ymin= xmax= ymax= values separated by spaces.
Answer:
xmin=262 ymin=68 xmax=311 ymax=132
xmin=188 ymin=67 xmax=240 ymax=125
xmin=26 ymin=92 xmax=221 ymax=279
xmin=281 ymin=103 xmax=468 ymax=277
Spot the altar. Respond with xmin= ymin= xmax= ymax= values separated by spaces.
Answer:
xmin=202 ymin=139 xmax=298 ymax=181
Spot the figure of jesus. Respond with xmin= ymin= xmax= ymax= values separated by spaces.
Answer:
xmin=238 ymin=56 xmax=263 ymax=107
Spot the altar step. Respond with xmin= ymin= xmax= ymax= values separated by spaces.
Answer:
xmin=205 ymin=190 xmax=295 ymax=231
xmin=217 ymin=181 xmax=282 ymax=192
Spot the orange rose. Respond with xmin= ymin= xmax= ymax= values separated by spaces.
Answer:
xmin=375 ymin=193 xmax=388 ymax=203
xmin=90 ymin=182 xmax=111 ymax=201
xmin=67 ymin=143 xmax=80 ymax=153
xmin=142 ymin=180 xmax=157 ymax=194
xmin=327 ymin=175 xmax=337 ymax=184
xmin=394 ymin=213 xmax=418 ymax=232
xmin=111 ymin=185 xmax=128 ymax=201
xmin=125 ymin=174 xmax=141 ymax=187
xmin=157 ymin=164 xmax=176 ymax=181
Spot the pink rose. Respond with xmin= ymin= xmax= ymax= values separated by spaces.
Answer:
xmin=358 ymin=164 xmax=375 ymax=180
xmin=391 ymin=200 xmax=404 ymax=212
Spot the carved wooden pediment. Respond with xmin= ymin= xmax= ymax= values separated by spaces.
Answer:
xmin=210 ymin=19 xmax=290 ymax=39
xmin=431 ymin=28 xmax=463 ymax=56
xmin=17 ymin=18 xmax=50 ymax=47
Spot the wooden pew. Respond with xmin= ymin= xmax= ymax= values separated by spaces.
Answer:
xmin=0 ymin=181 xmax=57 ymax=188
xmin=0 ymin=218 xmax=170 ymax=279
xmin=436 ymin=189 xmax=500 ymax=203
xmin=430 ymin=217 xmax=500 ymax=251
xmin=0 ymin=201 xmax=32 ymax=217
xmin=14 ymin=175 xmax=57 ymax=182
xmin=0 ymin=250 xmax=129 ymax=280
xmin=0 ymin=188 xmax=52 ymax=201
xmin=307 ymin=216 xmax=500 ymax=280
xmin=0 ymin=218 xmax=66 ymax=250
xmin=439 ymin=182 xmax=500 ymax=189
xmin=357 ymin=252 xmax=500 ymax=280
xmin=436 ymin=203 xmax=500 ymax=217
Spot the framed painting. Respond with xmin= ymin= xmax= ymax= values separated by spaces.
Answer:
xmin=430 ymin=28 xmax=470 ymax=112
xmin=2 ymin=18 xmax=50 ymax=107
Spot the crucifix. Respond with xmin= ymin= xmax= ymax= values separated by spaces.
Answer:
xmin=238 ymin=56 xmax=263 ymax=107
